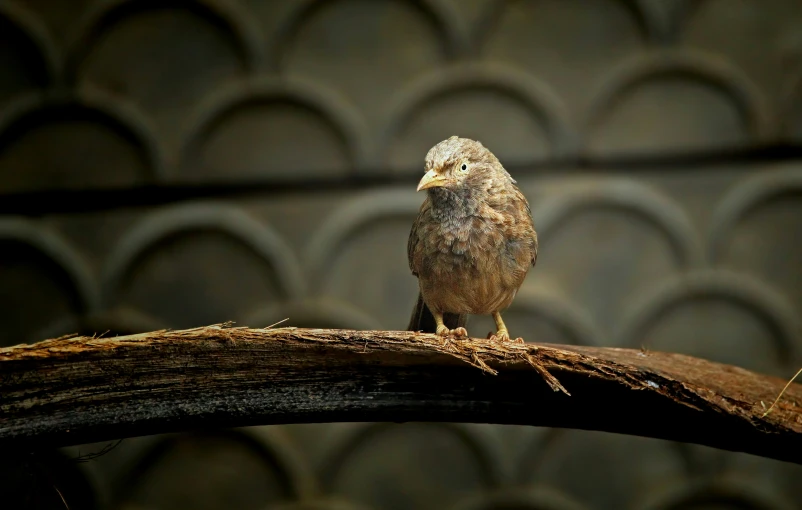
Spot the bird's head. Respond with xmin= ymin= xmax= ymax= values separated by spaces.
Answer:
xmin=416 ymin=136 xmax=513 ymax=196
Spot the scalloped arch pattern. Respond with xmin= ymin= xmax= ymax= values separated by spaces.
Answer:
xmin=2 ymin=1 xmax=802 ymax=509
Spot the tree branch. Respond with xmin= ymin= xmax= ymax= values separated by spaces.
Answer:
xmin=1 ymin=325 xmax=801 ymax=464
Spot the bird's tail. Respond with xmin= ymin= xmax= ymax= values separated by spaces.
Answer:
xmin=407 ymin=292 xmax=467 ymax=333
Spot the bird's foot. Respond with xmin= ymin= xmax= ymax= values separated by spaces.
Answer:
xmin=489 ymin=329 xmax=524 ymax=344
xmin=436 ymin=325 xmax=468 ymax=338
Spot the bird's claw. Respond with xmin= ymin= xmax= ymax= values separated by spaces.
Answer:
xmin=436 ymin=326 xmax=468 ymax=338
xmin=451 ymin=327 xmax=468 ymax=337
xmin=489 ymin=330 xmax=524 ymax=344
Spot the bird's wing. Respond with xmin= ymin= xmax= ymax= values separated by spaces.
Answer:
xmin=407 ymin=198 xmax=430 ymax=277
xmin=510 ymin=187 xmax=538 ymax=268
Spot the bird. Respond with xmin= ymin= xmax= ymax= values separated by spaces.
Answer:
xmin=406 ymin=136 xmax=538 ymax=343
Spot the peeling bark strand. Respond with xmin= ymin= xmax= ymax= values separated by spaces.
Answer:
xmin=1 ymin=325 xmax=801 ymax=464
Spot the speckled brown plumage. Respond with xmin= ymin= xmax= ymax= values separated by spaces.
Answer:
xmin=407 ymin=136 xmax=538 ymax=342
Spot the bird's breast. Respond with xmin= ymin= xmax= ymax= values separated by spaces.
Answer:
xmin=417 ymin=216 xmax=518 ymax=314
xmin=424 ymin=215 xmax=503 ymax=260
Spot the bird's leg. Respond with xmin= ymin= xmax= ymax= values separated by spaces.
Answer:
xmin=490 ymin=311 xmax=524 ymax=343
xmin=432 ymin=309 xmax=468 ymax=338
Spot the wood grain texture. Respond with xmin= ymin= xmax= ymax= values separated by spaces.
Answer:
xmin=1 ymin=325 xmax=801 ymax=464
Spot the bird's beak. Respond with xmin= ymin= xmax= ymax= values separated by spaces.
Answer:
xmin=417 ymin=170 xmax=447 ymax=192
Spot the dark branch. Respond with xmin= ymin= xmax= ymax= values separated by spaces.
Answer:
xmin=1 ymin=325 xmax=801 ymax=464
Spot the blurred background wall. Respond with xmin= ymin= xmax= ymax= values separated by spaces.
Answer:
xmin=2 ymin=0 xmax=802 ymax=509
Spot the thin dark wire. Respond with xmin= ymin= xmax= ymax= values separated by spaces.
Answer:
xmin=0 ymin=144 xmax=800 ymax=216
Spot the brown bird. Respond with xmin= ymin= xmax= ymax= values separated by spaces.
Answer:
xmin=407 ymin=136 xmax=538 ymax=342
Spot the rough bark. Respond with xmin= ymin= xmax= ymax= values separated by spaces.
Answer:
xmin=1 ymin=325 xmax=801 ymax=464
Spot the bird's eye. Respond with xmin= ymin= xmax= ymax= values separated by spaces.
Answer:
xmin=460 ymin=163 xmax=467 ymax=172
